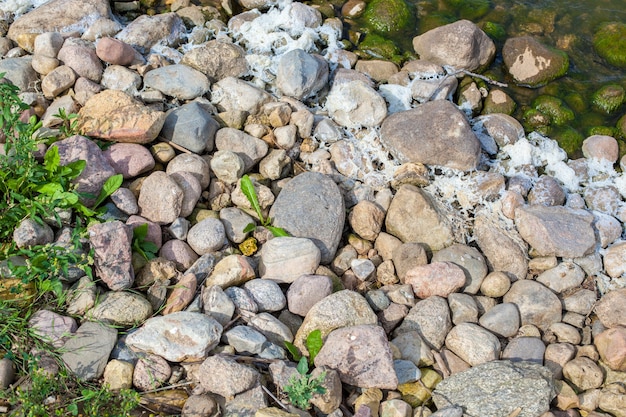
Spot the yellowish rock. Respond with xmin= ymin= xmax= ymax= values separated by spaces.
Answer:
xmin=354 ymin=388 xmax=383 ymax=417
xmin=255 ymin=407 xmax=299 ymax=417
xmin=103 ymin=359 xmax=134 ymax=390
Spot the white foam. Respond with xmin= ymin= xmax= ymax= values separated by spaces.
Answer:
xmin=0 ymin=0 xmax=49 ymax=16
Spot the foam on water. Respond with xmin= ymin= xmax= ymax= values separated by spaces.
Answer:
xmin=0 ymin=0 xmax=49 ymax=16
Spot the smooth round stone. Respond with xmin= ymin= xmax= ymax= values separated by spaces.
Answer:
xmin=503 ymin=280 xmax=562 ymax=330
xmin=225 ymin=286 xmax=259 ymax=313
xmin=548 ymin=322 xmax=582 ymax=345
xmin=365 ymin=289 xmax=391 ymax=312
xmin=431 ymin=244 xmax=488 ymax=294
xmin=133 ymin=354 xmax=171 ymax=391
xmin=248 ymin=312 xmax=294 ymax=345
xmin=210 ymin=150 xmax=245 ymax=184
xmin=544 ymin=343 xmax=577 ymax=379
xmin=480 ymin=271 xmax=511 ymax=298
xmin=0 ymin=358 xmax=16 ymax=390
xmin=103 ymin=359 xmax=134 ymax=390
xmin=166 ymin=153 xmax=211 ymax=189
xmin=445 ymin=323 xmax=501 ymax=366
xmin=501 ymin=337 xmax=546 ymax=364
xmin=187 ymin=217 xmax=226 ymax=255
xmin=259 ymin=237 xmax=321 ymax=284
xmin=243 ymin=279 xmax=286 ymax=312
xmin=536 ymin=261 xmax=585 ymax=294
xmin=202 ymin=285 xmax=236 ymax=327
xmin=563 ymin=357 xmax=604 ymax=391
xmin=159 ymin=239 xmax=199 ymax=271
xmin=478 ymin=302 xmax=520 ymax=338
xmin=144 ymin=64 xmax=210 ymax=100
xmin=286 ymin=274 xmax=334 ymax=316
xmin=170 ymin=171 xmax=202 ymax=218
xmin=223 ymin=325 xmax=268 ymax=355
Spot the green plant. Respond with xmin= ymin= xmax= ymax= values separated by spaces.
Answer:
xmin=284 ymin=329 xmax=324 ymax=365
xmin=283 ymin=357 xmax=327 ymax=410
xmin=240 ymin=174 xmax=289 ymax=238
xmin=132 ymin=223 xmax=159 ymax=260
xmin=53 ymin=107 xmax=80 ymax=138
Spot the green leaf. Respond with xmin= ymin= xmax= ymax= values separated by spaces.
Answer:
xmin=133 ymin=223 xmax=148 ymax=240
xmin=266 ymin=225 xmax=289 ymax=237
xmin=66 ymin=403 xmax=79 ymax=416
xmin=44 ymin=146 xmax=60 ymax=172
xmin=296 ymin=356 xmax=308 ymax=375
xmin=240 ymin=175 xmax=264 ymax=223
xmin=284 ymin=341 xmax=302 ymax=362
xmin=35 ymin=182 xmax=63 ymax=196
xmin=93 ymin=174 xmax=123 ymax=208
xmin=305 ymin=329 xmax=323 ymax=364
xmin=243 ymin=223 xmax=256 ymax=233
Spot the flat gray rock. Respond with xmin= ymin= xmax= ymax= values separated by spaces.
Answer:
xmin=276 ymin=48 xmax=328 ymax=100
xmin=432 ymin=360 xmax=555 ymax=417
xmin=503 ymin=280 xmax=562 ymax=331
xmin=160 ymin=101 xmax=219 ymax=153
xmin=61 ymin=321 xmax=117 ymax=381
xmin=144 ymin=65 xmax=210 ymax=101
xmin=270 ymin=172 xmax=345 ymax=264
xmin=394 ymin=296 xmax=451 ymax=350
xmin=89 ymin=291 xmax=153 ymax=327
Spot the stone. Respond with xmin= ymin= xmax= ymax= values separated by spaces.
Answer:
xmin=115 ymin=12 xmax=185 ymax=54
xmin=243 ymin=279 xmax=286 ymax=312
xmin=326 ymin=80 xmax=387 ymax=128
xmin=594 ymin=288 xmax=626 ymax=328
xmin=276 ymin=49 xmax=328 ymax=100
xmin=203 ymin=285 xmax=236 ymax=326
xmin=41 ymin=65 xmax=76 ymax=99
xmin=598 ymin=384 xmax=626 ymax=417
xmin=212 ymin=76 xmax=274 ymax=116
xmin=66 ymin=276 xmax=98 ymax=315
xmin=259 ymin=149 xmax=290 ymax=180
xmin=160 ymin=101 xmax=219 ymax=154
xmin=349 ymin=200 xmax=386 ymax=242
xmin=503 ymin=280 xmax=562 ymax=330
xmin=33 ymin=32 xmax=64 ymax=57
xmin=445 ymin=323 xmax=501 ymax=366
xmin=432 ymin=361 xmax=555 ymax=417
xmin=391 ymin=331 xmax=434 ymax=367
xmin=603 ymin=242 xmax=626 ymax=279
xmin=248 ymin=313 xmax=293 ymax=346
xmin=394 ymin=296 xmax=451 ymax=350
xmin=287 ymin=274 xmax=334 ymax=316
xmin=474 ymin=113 xmax=524 ymax=148
xmin=181 ymin=40 xmax=248 ymax=82
xmin=381 ymin=100 xmax=481 ymax=171
xmin=385 ymin=185 xmax=454 ymax=251
xmin=187 ymin=218 xmax=226 ymax=255
xmin=536 ymin=261 xmax=585 ymax=293
xmin=211 ymin=151 xmax=246 ymax=185
xmin=100 ymin=65 xmax=141 ymax=95
xmin=0 ymin=57 xmax=39 ymax=92
xmin=501 ymin=337 xmax=546 ymax=364
xmin=225 ymin=286 xmax=259 ymax=313
xmin=103 ymin=359 xmax=134 ymax=391
xmin=126 ymin=312 xmax=223 ymax=362
xmin=480 ymin=272 xmax=511 ymax=298
xmin=527 ymin=175 xmax=566 ymax=206
xmin=563 ymin=357 xmax=604 ymax=391
xmin=432 ymin=244 xmax=488 ymax=294
xmin=582 ymin=135 xmax=620 ymax=163
xmin=170 ymin=172 xmax=202 ymax=218
xmin=61 ymin=321 xmax=117 ymax=381
xmin=391 ymin=242 xmax=428 ymax=282
xmin=133 ymin=354 xmax=171 ymax=391
xmin=56 ymin=40 xmax=103 ymax=83
xmin=205 ymin=255 xmax=256 ymax=289
xmin=103 ymin=143 xmax=155 ymax=179
xmin=13 ymin=218 xmax=54 ymax=248
xmin=412 ymin=20 xmax=495 ymax=72
xmin=270 ymin=172 xmax=345 ymax=264
xmin=503 ymin=36 xmax=569 ymax=87
xmin=405 ymin=262 xmax=466 ymax=299
xmin=544 ymin=343 xmax=577 ymax=379
xmin=166 ymin=153 xmax=211 ymax=189
xmin=89 ymin=291 xmax=153 ymax=327
xmin=78 ymin=90 xmax=166 ymax=144
xmin=294 ymin=290 xmax=377 ymax=354
xmin=215 ymin=127 xmax=269 ymax=172
xmin=29 ymin=310 xmax=77 ymax=348
xmin=562 ymin=288 xmax=596 ymax=316
xmin=95 ymin=37 xmax=136 ymax=66
xmin=223 ymin=325 xmax=268 ymax=355
xmin=163 ymin=273 xmax=197 ymax=315
xmin=259 ymin=237 xmax=321 ymax=284
xmin=199 ymin=355 xmax=259 ymax=399
xmin=594 ymin=327 xmax=626 ymax=372
xmin=315 ymin=325 xmax=398 ymax=389
xmin=88 ymin=220 xmax=134 ymax=291
xmin=478 ymin=302 xmax=520 ymax=338
xmin=182 ymin=394 xmax=218 ymax=417
xmin=448 ymin=293 xmax=479 ymax=325
xmin=144 ymin=65 xmax=210 ymax=101
xmin=137 ymin=171 xmax=184 ymax=225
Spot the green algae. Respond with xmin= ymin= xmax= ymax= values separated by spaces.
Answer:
xmin=362 ymin=0 xmax=416 ymax=36
xmin=552 ymin=125 xmax=585 ymax=157
xmin=442 ymin=0 xmax=491 ymax=21
xmin=593 ymin=22 xmax=626 ymax=69
xmin=591 ymin=84 xmax=625 ymax=114
xmin=532 ymin=95 xmax=575 ymax=126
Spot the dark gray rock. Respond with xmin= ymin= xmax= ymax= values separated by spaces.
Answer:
xmin=61 ymin=321 xmax=117 ymax=381
xmin=269 ymin=172 xmax=345 ymax=264
xmin=160 ymin=101 xmax=219 ymax=153
xmin=432 ymin=360 xmax=555 ymax=417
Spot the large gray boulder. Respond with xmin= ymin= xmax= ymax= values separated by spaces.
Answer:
xmin=380 ymin=100 xmax=481 ymax=171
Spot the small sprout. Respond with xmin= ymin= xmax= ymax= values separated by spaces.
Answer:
xmin=240 ymin=175 xmax=289 ymax=238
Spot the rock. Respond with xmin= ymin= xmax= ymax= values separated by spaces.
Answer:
xmin=385 ymin=185 xmax=454 ymax=251
xmin=205 ymin=255 xmax=256 ymax=289
xmin=88 ymin=220 xmax=134 ymax=291
xmin=115 ymin=12 xmax=185 ymax=54
xmin=212 ymin=76 xmax=274 ymax=116
xmin=315 ymin=325 xmax=398 ymax=389
xmin=480 ymin=272 xmax=511 ymax=298
xmin=170 ymin=172 xmax=202 ymax=218
xmin=166 ymin=153 xmax=211 ymax=189
xmin=474 ymin=113 xmax=524 ymax=148
xmin=52 ymin=135 xmax=117 ymax=207
xmin=29 ymin=310 xmax=77 ymax=348
xmin=503 ymin=280 xmax=562 ymax=330
xmin=448 ymin=293 xmax=478 ymax=325
xmin=187 ymin=218 xmax=226 ymax=255
xmin=203 ymin=285 xmax=236 ymax=326
xmin=527 ymin=175 xmax=566 ymax=206
xmin=562 ymin=288 xmax=596 ymax=316
xmin=225 ymin=286 xmax=259 ymax=313
xmin=593 ymin=22 xmax=626 ymax=69
xmin=544 ymin=342 xmax=577 ymax=379
xmin=380 ymin=100 xmax=481 ymax=171
xmin=432 ymin=361 xmax=555 ymax=417
xmin=61 ymin=321 xmax=117 ymax=381
xmin=259 ymin=149 xmax=290 ymax=180
xmin=478 ymin=302 xmax=520 ymax=338
xmin=8 ymin=0 xmax=112 ymax=51
xmin=349 ymin=200 xmax=386 ymax=242
xmin=100 ymin=65 xmax=141 ymax=95
xmin=259 ymin=237 xmax=321 ymax=284
xmin=594 ymin=327 xmax=626 ymax=372
xmin=78 ymin=90 xmax=166 ymax=144
xmin=563 ymin=357 xmax=604 ymax=391
xmin=13 ymin=218 xmax=54 ymax=248
xmin=310 ymin=367 xmax=342 ymax=414
xmin=103 ymin=143 xmax=155 ymax=179
xmin=211 ymin=151 xmax=246 ymax=185
xmin=326 ymin=80 xmax=387 ymax=128
xmin=535 ymin=261 xmax=585 ymax=294
xmin=163 ymin=273 xmax=197 ymax=315
xmin=391 ymin=242 xmax=428 ymax=282
xmin=199 ymin=355 xmax=259 ymax=399
xmin=126 ymin=216 xmax=163 ymax=252
xmin=66 ymin=276 xmax=98 ymax=315
xmin=356 ymin=60 xmax=399 ymax=84
xmin=215 ymin=127 xmax=269 ymax=172
xmin=95 ymin=37 xmax=136 ymax=66
xmin=137 ymin=171 xmax=184 ymax=225
xmin=220 ymin=207 xmax=254 ymax=243
xmin=181 ymin=40 xmax=248 ymax=82
xmin=503 ymin=36 xmax=569 ymax=87
xmin=126 ymin=312 xmax=223 ymax=362
xmin=89 ymin=291 xmax=153 ymax=326
xmin=103 ymin=359 xmax=134 ymax=391
xmin=270 ymin=172 xmax=345 ymax=264
xmin=394 ymin=296 xmax=451 ymax=350
xmin=598 ymin=384 xmax=626 ymax=417
xmin=432 ymin=244 xmax=488 ymax=294
xmin=41 ymin=65 xmax=76 ymax=99
xmin=362 ymin=0 xmax=414 ymax=36
xmin=276 ymin=49 xmax=328 ymax=100
xmin=603 ymin=242 xmax=626 ymax=279
xmin=501 ymin=336 xmax=546 ymax=364
xmin=405 ymin=262 xmax=466 ymax=299
xmin=582 ymin=135 xmax=620 ymax=162
xmin=294 ymin=290 xmax=377 ymax=354
xmin=243 ymin=279 xmax=286 ymax=312
xmin=223 ymin=325 xmax=268 ymax=355
xmin=445 ymin=323 xmax=501 ymax=366
xmin=133 ymin=354 xmax=171 ymax=391
xmin=474 ymin=209 xmax=528 ymax=281
xmin=56 ymin=39 xmax=102 ymax=83
xmin=161 ymin=101 xmax=219 ymax=154
xmin=391 ymin=331 xmax=434 ymax=367
xmin=248 ymin=312 xmax=293 ymax=346
xmin=286 ymin=274 xmax=334 ymax=316
xmin=182 ymin=394 xmax=219 ymax=417
xmin=595 ymin=288 xmax=626 ymax=328
xmin=412 ymin=20 xmax=495 ymax=72
xmin=144 ymin=65 xmax=210 ymax=101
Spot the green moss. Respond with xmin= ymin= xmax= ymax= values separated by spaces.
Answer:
xmin=362 ymin=0 xmax=415 ymax=36
xmin=588 ymin=126 xmax=619 ymax=137
xmin=418 ymin=12 xmax=456 ymax=34
xmin=616 ymin=113 xmax=626 ymax=139
xmin=481 ymin=21 xmax=507 ymax=41
xmin=593 ymin=22 xmax=626 ymax=69
xmin=443 ymin=0 xmax=491 ymax=20
xmin=358 ymin=33 xmax=401 ymax=60
xmin=563 ymin=92 xmax=587 ymax=114
xmin=523 ymin=108 xmax=551 ymax=135
xmin=532 ymin=95 xmax=575 ymax=125
xmin=552 ymin=125 xmax=584 ymax=157
xmin=591 ymin=84 xmax=625 ymax=114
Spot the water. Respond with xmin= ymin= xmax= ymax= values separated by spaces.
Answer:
xmin=349 ymin=0 xmax=626 ymax=158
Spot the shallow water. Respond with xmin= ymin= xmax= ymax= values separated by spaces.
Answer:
xmin=356 ymin=0 xmax=626 ymax=157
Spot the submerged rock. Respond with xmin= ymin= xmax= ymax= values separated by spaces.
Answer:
xmin=503 ymin=36 xmax=569 ymax=87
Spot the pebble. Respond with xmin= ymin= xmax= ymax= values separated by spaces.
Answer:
xmin=223 ymin=325 xmax=268 ymax=355
xmin=203 ymin=285 xmax=236 ymax=326
xmin=28 ymin=310 xmax=77 ymax=348
xmin=431 ymin=244 xmax=488 ymax=294
xmin=562 ymin=357 xmax=604 ymax=391
xmin=286 ymin=274 xmax=334 ymax=316
xmin=89 ymin=291 xmax=153 ymax=327
xmin=88 ymin=220 xmax=134 ymax=291
xmin=198 ymin=355 xmax=260 ymax=399
xmin=204 ymin=254 xmax=256 ymax=289
xmin=501 ymin=336 xmax=546 ymax=364
xmin=445 ymin=323 xmax=501 ymax=366
xmin=479 ymin=271 xmax=511 ymax=298
xmin=181 ymin=394 xmax=219 ymax=417
xmin=133 ymin=353 xmax=171 ymax=391
xmin=103 ymin=359 xmax=134 ymax=390
xmin=61 ymin=321 xmax=117 ymax=381
xmin=187 ymin=217 xmax=226 ymax=255
xmin=166 ymin=153 xmax=211 ymax=189
xmin=144 ymin=65 xmax=210 ymax=101
xmin=162 ymin=101 xmax=219 ymax=154
xmin=478 ymin=302 xmax=520 ymax=338
xmin=159 ymin=239 xmax=198 ymax=271
xmin=348 ymin=200 xmax=386 ymax=241
xmin=391 ymin=242 xmax=428 ymax=282
xmin=259 ymin=237 xmax=321 ymax=284
xmin=503 ymin=280 xmax=562 ymax=330
xmin=248 ymin=312 xmax=294 ymax=345
xmin=602 ymin=242 xmax=626 ymax=279
xmin=137 ymin=171 xmax=184 ymax=224
xmin=594 ymin=288 xmax=626 ymax=328
xmin=243 ymin=279 xmax=286 ymax=312
xmin=225 ymin=286 xmax=259 ymax=313
xmin=594 ymin=327 xmax=626 ymax=372
xmin=544 ymin=342 xmax=577 ymax=379
xmin=405 ymin=261 xmax=467 ymax=299
xmin=0 ymin=358 xmax=16 ymax=390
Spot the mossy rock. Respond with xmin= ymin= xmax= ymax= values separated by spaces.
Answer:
xmin=443 ymin=0 xmax=491 ymax=20
xmin=588 ymin=126 xmax=619 ymax=138
xmin=564 ymin=92 xmax=587 ymax=114
xmin=532 ymin=95 xmax=575 ymax=125
xmin=522 ymin=108 xmax=551 ymax=135
xmin=358 ymin=33 xmax=400 ymax=60
xmin=591 ymin=84 xmax=625 ymax=114
xmin=552 ymin=125 xmax=584 ymax=157
xmin=418 ymin=12 xmax=456 ymax=34
xmin=482 ymin=89 xmax=516 ymax=115
xmin=362 ymin=0 xmax=416 ymax=36
xmin=481 ymin=21 xmax=507 ymax=41
xmin=593 ymin=22 xmax=626 ymax=68
xmin=616 ymin=113 xmax=626 ymax=139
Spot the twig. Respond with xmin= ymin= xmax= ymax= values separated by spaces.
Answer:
xmin=139 ymin=380 xmax=195 ymax=395
xmin=507 ymin=407 xmax=522 ymax=417
xmin=443 ymin=65 xmax=509 ymax=88
xmin=261 ymin=385 xmax=290 ymax=412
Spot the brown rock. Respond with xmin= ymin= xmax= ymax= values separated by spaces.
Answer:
xmin=594 ymin=288 xmax=626 ymax=328
xmin=405 ymin=262 xmax=466 ymax=299
xmin=78 ymin=90 xmax=166 ymax=144
xmin=163 ymin=273 xmax=198 ymax=315
xmin=95 ymin=37 xmax=136 ymax=66
xmin=349 ymin=200 xmax=385 ymax=241
xmin=562 ymin=357 xmax=604 ymax=391
xmin=595 ymin=327 xmax=626 ymax=372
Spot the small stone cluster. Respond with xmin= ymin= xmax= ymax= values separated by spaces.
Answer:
xmin=0 ymin=1 xmax=625 ymax=417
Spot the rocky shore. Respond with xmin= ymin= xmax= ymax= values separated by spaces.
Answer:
xmin=0 ymin=0 xmax=625 ymax=416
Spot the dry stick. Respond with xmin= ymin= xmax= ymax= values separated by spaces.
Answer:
xmin=507 ymin=407 xmax=523 ymax=417
xmin=444 ymin=65 xmax=509 ymax=88
xmin=261 ymin=385 xmax=290 ymax=412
